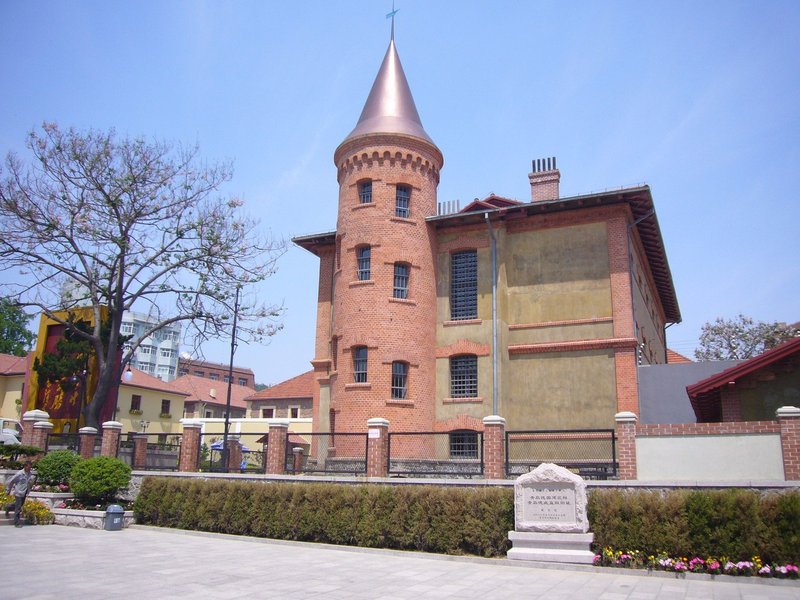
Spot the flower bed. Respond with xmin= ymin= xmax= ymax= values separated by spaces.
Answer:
xmin=594 ymin=547 xmax=799 ymax=579
xmin=28 ymin=491 xmax=74 ymax=510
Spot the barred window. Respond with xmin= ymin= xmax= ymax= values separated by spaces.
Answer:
xmin=393 ymin=262 xmax=409 ymax=299
xmin=353 ymin=346 xmax=368 ymax=383
xmin=359 ymin=180 xmax=372 ymax=204
xmin=391 ymin=361 xmax=408 ymax=399
xmin=450 ymin=430 xmax=479 ymax=459
xmin=450 ymin=250 xmax=478 ymax=319
xmin=395 ymin=185 xmax=410 ymax=218
xmin=450 ymin=354 xmax=477 ymax=397
xmin=357 ymin=245 xmax=371 ymax=280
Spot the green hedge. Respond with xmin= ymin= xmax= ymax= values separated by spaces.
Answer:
xmin=133 ymin=478 xmax=514 ymax=557
xmin=133 ymin=478 xmax=800 ymax=562
xmin=588 ymin=488 xmax=800 ymax=563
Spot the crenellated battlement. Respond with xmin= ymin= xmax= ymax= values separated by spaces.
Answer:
xmin=335 ymin=135 xmax=442 ymax=185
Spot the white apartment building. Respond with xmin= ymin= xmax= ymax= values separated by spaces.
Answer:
xmin=121 ymin=311 xmax=182 ymax=381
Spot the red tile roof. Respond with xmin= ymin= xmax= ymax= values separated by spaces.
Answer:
xmin=0 ymin=353 xmax=27 ymax=375
xmin=460 ymin=194 xmax=523 ymax=213
xmin=667 ymin=349 xmax=693 ymax=364
xmin=687 ymin=337 xmax=800 ymax=421
xmin=246 ymin=370 xmax=314 ymax=402
xmin=120 ymin=368 xmax=190 ymax=396
xmin=173 ymin=374 xmax=251 ymax=409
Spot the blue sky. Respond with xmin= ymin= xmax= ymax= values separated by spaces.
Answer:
xmin=1 ymin=1 xmax=798 ymax=385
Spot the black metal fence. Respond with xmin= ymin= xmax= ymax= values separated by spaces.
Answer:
xmin=139 ymin=434 xmax=182 ymax=471
xmin=285 ymin=432 xmax=367 ymax=475
xmin=505 ymin=429 xmax=617 ymax=479
xmin=388 ymin=431 xmax=484 ymax=477
xmin=45 ymin=433 xmax=80 ymax=453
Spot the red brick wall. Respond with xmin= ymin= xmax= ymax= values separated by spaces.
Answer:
xmin=778 ymin=414 xmax=800 ymax=480
xmin=321 ymin=134 xmax=443 ymax=437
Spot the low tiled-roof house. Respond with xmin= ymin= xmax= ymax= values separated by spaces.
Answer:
xmin=174 ymin=374 xmax=250 ymax=419
xmin=687 ymin=337 xmax=800 ymax=422
xmin=246 ymin=371 xmax=314 ymax=420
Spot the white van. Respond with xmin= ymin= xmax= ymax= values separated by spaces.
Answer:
xmin=0 ymin=418 xmax=22 ymax=445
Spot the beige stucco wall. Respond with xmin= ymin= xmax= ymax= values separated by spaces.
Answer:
xmin=0 ymin=374 xmax=24 ymax=420
xmin=113 ymin=384 xmax=186 ymax=435
xmin=504 ymin=222 xmax=611 ymax=324
xmin=636 ymin=434 xmax=784 ymax=481
xmin=505 ymin=350 xmax=617 ymax=429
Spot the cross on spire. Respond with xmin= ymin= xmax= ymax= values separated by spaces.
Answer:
xmin=386 ymin=2 xmax=399 ymax=40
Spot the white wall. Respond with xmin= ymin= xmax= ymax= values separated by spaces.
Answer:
xmin=636 ymin=434 xmax=784 ymax=481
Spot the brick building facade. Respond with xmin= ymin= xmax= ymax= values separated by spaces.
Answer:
xmin=295 ymin=33 xmax=680 ymax=453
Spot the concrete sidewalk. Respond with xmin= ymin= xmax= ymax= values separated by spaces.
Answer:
xmin=1 ymin=525 xmax=799 ymax=599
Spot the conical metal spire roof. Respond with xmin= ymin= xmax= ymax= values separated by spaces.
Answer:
xmin=340 ymin=37 xmax=436 ymax=148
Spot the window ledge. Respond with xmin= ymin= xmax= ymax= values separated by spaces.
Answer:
xmin=443 ymin=319 xmax=482 ymax=327
xmin=352 ymin=202 xmax=376 ymax=211
xmin=389 ymin=216 xmax=415 ymax=225
xmin=389 ymin=297 xmax=416 ymax=306
xmin=443 ymin=397 xmax=483 ymax=404
xmin=128 ymin=409 xmax=143 ymax=415
xmin=349 ymin=280 xmax=375 ymax=288
xmin=386 ymin=399 xmax=414 ymax=407
xmin=345 ymin=383 xmax=372 ymax=390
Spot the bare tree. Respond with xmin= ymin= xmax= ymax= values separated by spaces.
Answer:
xmin=0 ymin=123 xmax=285 ymax=427
xmin=695 ymin=314 xmax=799 ymax=361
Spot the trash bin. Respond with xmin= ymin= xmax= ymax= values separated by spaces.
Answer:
xmin=104 ymin=504 xmax=125 ymax=531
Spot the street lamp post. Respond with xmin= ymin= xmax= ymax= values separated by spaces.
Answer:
xmin=222 ymin=285 xmax=241 ymax=471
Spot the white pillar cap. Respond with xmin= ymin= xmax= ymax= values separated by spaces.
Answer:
xmin=482 ymin=415 xmax=506 ymax=426
xmin=367 ymin=418 xmax=389 ymax=427
xmin=79 ymin=426 xmax=98 ymax=434
xmin=23 ymin=409 xmax=50 ymax=422
xmin=615 ymin=411 xmax=638 ymax=423
xmin=776 ymin=406 xmax=800 ymax=418
xmin=101 ymin=421 xmax=124 ymax=430
xmin=33 ymin=421 xmax=54 ymax=430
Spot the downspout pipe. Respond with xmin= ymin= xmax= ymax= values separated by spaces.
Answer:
xmin=485 ymin=213 xmax=499 ymax=415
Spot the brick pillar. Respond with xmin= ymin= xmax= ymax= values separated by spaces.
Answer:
xmin=78 ymin=427 xmax=98 ymax=459
xmin=21 ymin=409 xmax=50 ymax=446
xmin=482 ymin=415 xmax=506 ymax=480
xmin=132 ymin=434 xmax=149 ymax=469
xmin=178 ymin=420 xmax=202 ymax=472
xmin=100 ymin=421 xmax=123 ymax=457
xmin=777 ymin=406 xmax=800 ymax=481
xmin=32 ymin=421 xmax=53 ymax=454
xmin=720 ymin=384 xmax=743 ymax=422
xmin=226 ymin=438 xmax=242 ymax=473
xmin=266 ymin=420 xmax=289 ymax=475
xmin=292 ymin=447 xmax=304 ymax=473
xmin=366 ymin=418 xmax=389 ymax=478
xmin=615 ymin=411 xmax=638 ymax=480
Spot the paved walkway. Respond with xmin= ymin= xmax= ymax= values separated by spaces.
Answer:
xmin=1 ymin=525 xmax=799 ymax=599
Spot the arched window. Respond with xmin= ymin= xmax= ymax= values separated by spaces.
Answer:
xmin=391 ymin=361 xmax=408 ymax=399
xmin=395 ymin=184 xmax=410 ymax=217
xmin=449 ymin=429 xmax=479 ymax=458
xmin=353 ymin=346 xmax=368 ymax=383
xmin=393 ymin=262 xmax=409 ymax=298
xmin=356 ymin=245 xmax=371 ymax=280
xmin=450 ymin=354 xmax=477 ymax=397
xmin=358 ymin=180 xmax=372 ymax=204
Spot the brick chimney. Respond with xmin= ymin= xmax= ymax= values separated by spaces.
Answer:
xmin=529 ymin=156 xmax=560 ymax=202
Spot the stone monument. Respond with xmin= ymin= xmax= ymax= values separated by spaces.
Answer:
xmin=507 ymin=463 xmax=595 ymax=563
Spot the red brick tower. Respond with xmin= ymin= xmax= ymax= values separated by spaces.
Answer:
xmin=326 ymin=31 xmax=443 ymax=436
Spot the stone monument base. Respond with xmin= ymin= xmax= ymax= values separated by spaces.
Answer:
xmin=507 ymin=531 xmax=595 ymax=564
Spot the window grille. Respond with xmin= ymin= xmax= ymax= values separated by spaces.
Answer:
xmin=359 ymin=180 xmax=372 ymax=204
xmin=449 ymin=430 xmax=479 ymax=458
xmin=353 ymin=346 xmax=368 ymax=383
xmin=391 ymin=361 xmax=408 ymax=399
xmin=395 ymin=185 xmax=410 ymax=217
xmin=357 ymin=246 xmax=371 ymax=280
xmin=450 ymin=355 xmax=477 ymax=397
xmin=393 ymin=263 xmax=409 ymax=298
xmin=450 ymin=250 xmax=478 ymax=319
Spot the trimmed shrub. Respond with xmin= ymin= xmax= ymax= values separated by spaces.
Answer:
xmin=134 ymin=478 xmax=514 ymax=557
xmin=69 ymin=456 xmax=132 ymax=505
xmin=34 ymin=450 xmax=82 ymax=486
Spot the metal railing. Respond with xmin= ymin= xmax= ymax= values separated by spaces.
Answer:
xmin=198 ymin=432 xmax=268 ymax=473
xmin=285 ymin=432 xmax=367 ymax=475
xmin=505 ymin=429 xmax=617 ymax=479
xmin=388 ymin=431 xmax=484 ymax=477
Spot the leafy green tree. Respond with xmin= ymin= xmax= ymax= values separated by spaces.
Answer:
xmin=695 ymin=314 xmax=799 ymax=361
xmin=0 ymin=123 xmax=285 ymax=428
xmin=0 ymin=298 xmax=35 ymax=356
